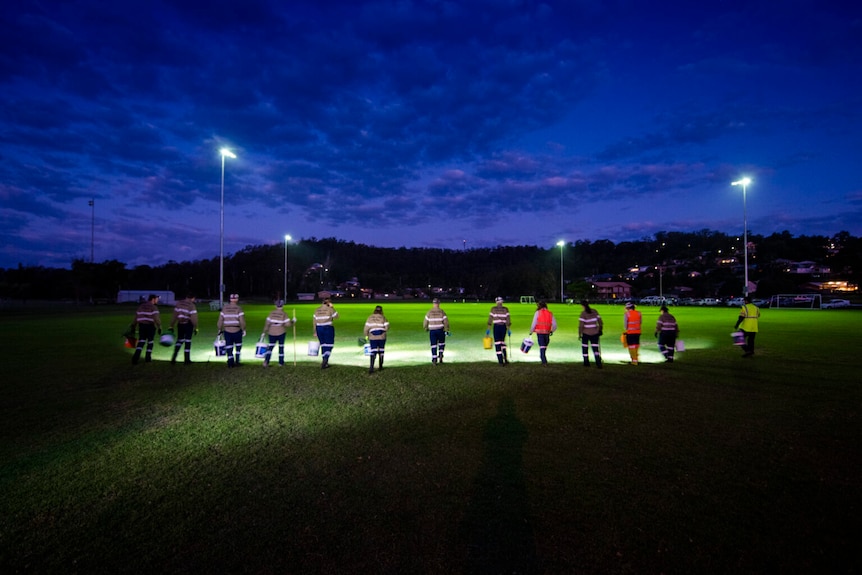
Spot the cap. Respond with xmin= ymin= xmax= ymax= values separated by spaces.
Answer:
xmin=318 ymin=290 xmax=332 ymax=300
xmin=230 ymin=293 xmax=239 ymax=300
xmin=495 ymin=297 xmax=504 ymax=303
xmin=625 ymin=302 xmax=634 ymax=309
xmin=275 ymin=299 xmax=284 ymax=307
xmin=432 ymin=298 xmax=440 ymax=304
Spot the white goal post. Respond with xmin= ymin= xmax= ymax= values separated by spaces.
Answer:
xmin=768 ymin=294 xmax=821 ymax=309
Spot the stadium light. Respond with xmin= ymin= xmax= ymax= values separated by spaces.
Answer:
xmin=731 ymin=177 xmax=752 ymax=296
xmin=557 ymin=240 xmax=565 ymax=303
xmin=219 ymin=148 xmax=237 ymax=310
xmin=283 ymin=234 xmax=292 ymax=300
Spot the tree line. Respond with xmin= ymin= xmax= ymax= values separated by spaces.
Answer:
xmin=1 ymin=230 xmax=859 ymax=303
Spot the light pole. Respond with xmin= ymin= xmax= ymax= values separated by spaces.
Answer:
xmin=283 ymin=234 xmax=292 ymax=300
xmin=557 ymin=240 xmax=565 ymax=303
xmin=219 ymin=148 xmax=236 ymax=310
xmin=732 ymin=177 xmax=752 ymax=296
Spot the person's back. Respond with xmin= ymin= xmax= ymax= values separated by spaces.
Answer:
xmin=219 ymin=301 xmax=245 ymax=332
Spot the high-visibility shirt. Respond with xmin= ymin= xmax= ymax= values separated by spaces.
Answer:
xmin=424 ymin=307 xmax=449 ymax=331
xmin=656 ymin=312 xmax=678 ymax=334
xmin=531 ymin=308 xmax=556 ymax=334
xmin=264 ymin=309 xmax=292 ymax=336
xmin=134 ymin=302 xmax=161 ymax=329
xmin=579 ymin=309 xmax=602 ymax=336
xmin=487 ymin=305 xmax=511 ymax=326
xmin=624 ymin=310 xmax=642 ymax=334
xmin=171 ymin=299 xmax=198 ymax=328
xmin=364 ymin=313 xmax=389 ymax=340
xmin=738 ymin=303 xmax=760 ymax=332
xmin=313 ymin=304 xmax=338 ymax=327
xmin=218 ymin=303 xmax=246 ymax=333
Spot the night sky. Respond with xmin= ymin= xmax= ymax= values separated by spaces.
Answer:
xmin=2 ymin=1 xmax=860 ymax=269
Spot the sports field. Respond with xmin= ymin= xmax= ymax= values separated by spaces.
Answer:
xmin=1 ymin=301 xmax=860 ymax=573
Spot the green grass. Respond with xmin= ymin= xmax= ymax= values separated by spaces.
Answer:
xmin=1 ymin=302 xmax=861 ymax=573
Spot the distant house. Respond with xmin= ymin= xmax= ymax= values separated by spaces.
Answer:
xmin=591 ymin=281 xmax=632 ymax=301
xmin=784 ymin=261 xmax=831 ymax=274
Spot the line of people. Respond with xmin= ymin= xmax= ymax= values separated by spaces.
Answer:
xmin=130 ymin=292 xmax=759 ymax=368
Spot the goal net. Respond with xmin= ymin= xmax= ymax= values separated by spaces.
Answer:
xmin=519 ymin=295 xmax=536 ymax=304
xmin=768 ymin=294 xmax=821 ymax=309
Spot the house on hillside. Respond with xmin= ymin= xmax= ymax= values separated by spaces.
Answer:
xmin=591 ymin=281 xmax=632 ymax=301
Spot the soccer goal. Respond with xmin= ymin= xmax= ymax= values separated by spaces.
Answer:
xmin=768 ymin=294 xmax=821 ymax=309
xmin=519 ymin=295 xmax=536 ymax=304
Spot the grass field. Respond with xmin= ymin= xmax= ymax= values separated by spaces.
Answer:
xmin=1 ymin=301 xmax=861 ymax=574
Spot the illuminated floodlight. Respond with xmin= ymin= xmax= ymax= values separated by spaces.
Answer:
xmin=731 ymin=177 xmax=752 ymax=295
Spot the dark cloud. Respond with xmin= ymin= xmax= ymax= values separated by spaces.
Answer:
xmin=0 ymin=0 xmax=860 ymax=268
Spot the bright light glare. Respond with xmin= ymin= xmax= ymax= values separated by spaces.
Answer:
xmin=220 ymin=148 xmax=237 ymax=159
xmin=731 ymin=177 xmax=751 ymax=186
xmin=556 ymin=240 xmax=565 ymax=247
xmin=285 ymin=234 xmax=292 ymax=242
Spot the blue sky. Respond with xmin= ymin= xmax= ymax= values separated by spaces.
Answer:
xmin=2 ymin=0 xmax=860 ymax=269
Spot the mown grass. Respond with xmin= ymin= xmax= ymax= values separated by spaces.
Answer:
xmin=1 ymin=301 xmax=860 ymax=574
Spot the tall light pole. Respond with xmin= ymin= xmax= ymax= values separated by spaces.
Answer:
xmin=732 ymin=177 xmax=752 ymax=296
xmin=219 ymin=148 xmax=236 ymax=310
xmin=283 ymin=234 xmax=292 ymax=300
xmin=557 ymin=240 xmax=565 ymax=303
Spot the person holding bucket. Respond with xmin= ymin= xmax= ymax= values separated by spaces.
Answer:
xmin=262 ymin=299 xmax=294 ymax=367
xmin=363 ymin=305 xmax=389 ymax=373
xmin=529 ymin=300 xmax=557 ymax=365
xmin=578 ymin=300 xmax=603 ymax=368
xmin=131 ymin=293 xmax=161 ymax=365
xmin=217 ymin=293 xmax=247 ymax=368
xmin=169 ymin=292 xmax=198 ymax=364
xmin=423 ymin=298 xmax=450 ymax=364
xmin=487 ymin=297 xmax=512 ymax=366
xmin=734 ymin=296 xmax=760 ymax=357
xmin=655 ymin=305 xmax=679 ymax=363
xmin=313 ymin=292 xmax=338 ymax=369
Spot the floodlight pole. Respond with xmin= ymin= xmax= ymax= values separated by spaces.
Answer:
xmin=732 ymin=178 xmax=752 ymax=296
xmin=283 ymin=234 xmax=292 ymax=300
xmin=219 ymin=148 xmax=236 ymax=310
xmin=557 ymin=240 xmax=565 ymax=303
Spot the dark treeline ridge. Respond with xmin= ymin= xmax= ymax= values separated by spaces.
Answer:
xmin=2 ymin=230 xmax=860 ymax=303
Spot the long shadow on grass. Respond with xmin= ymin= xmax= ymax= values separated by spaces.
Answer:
xmin=460 ymin=396 xmax=539 ymax=574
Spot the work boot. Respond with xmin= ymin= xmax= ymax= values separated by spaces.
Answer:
xmin=596 ymin=356 xmax=603 ymax=369
xmin=583 ymin=359 xmax=590 ymax=367
xmin=322 ymin=356 xmax=329 ymax=369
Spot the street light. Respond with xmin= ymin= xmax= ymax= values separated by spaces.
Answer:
xmin=732 ymin=177 xmax=752 ymax=296
xmin=557 ymin=240 xmax=565 ymax=303
xmin=219 ymin=148 xmax=237 ymax=310
xmin=283 ymin=234 xmax=292 ymax=300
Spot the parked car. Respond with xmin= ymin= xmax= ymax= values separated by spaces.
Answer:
xmin=821 ymin=298 xmax=851 ymax=309
xmin=698 ymin=298 xmax=721 ymax=306
xmin=726 ymin=297 xmax=746 ymax=307
xmin=639 ymin=296 xmax=665 ymax=305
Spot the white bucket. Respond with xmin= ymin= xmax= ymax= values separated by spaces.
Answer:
xmin=254 ymin=338 xmax=268 ymax=359
xmin=731 ymin=331 xmax=745 ymax=345
xmin=214 ymin=337 xmax=226 ymax=356
xmin=675 ymin=339 xmax=685 ymax=352
xmin=520 ymin=337 xmax=533 ymax=354
xmin=308 ymin=340 xmax=320 ymax=356
xmin=159 ymin=333 xmax=175 ymax=347
xmin=363 ymin=343 xmax=371 ymax=356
